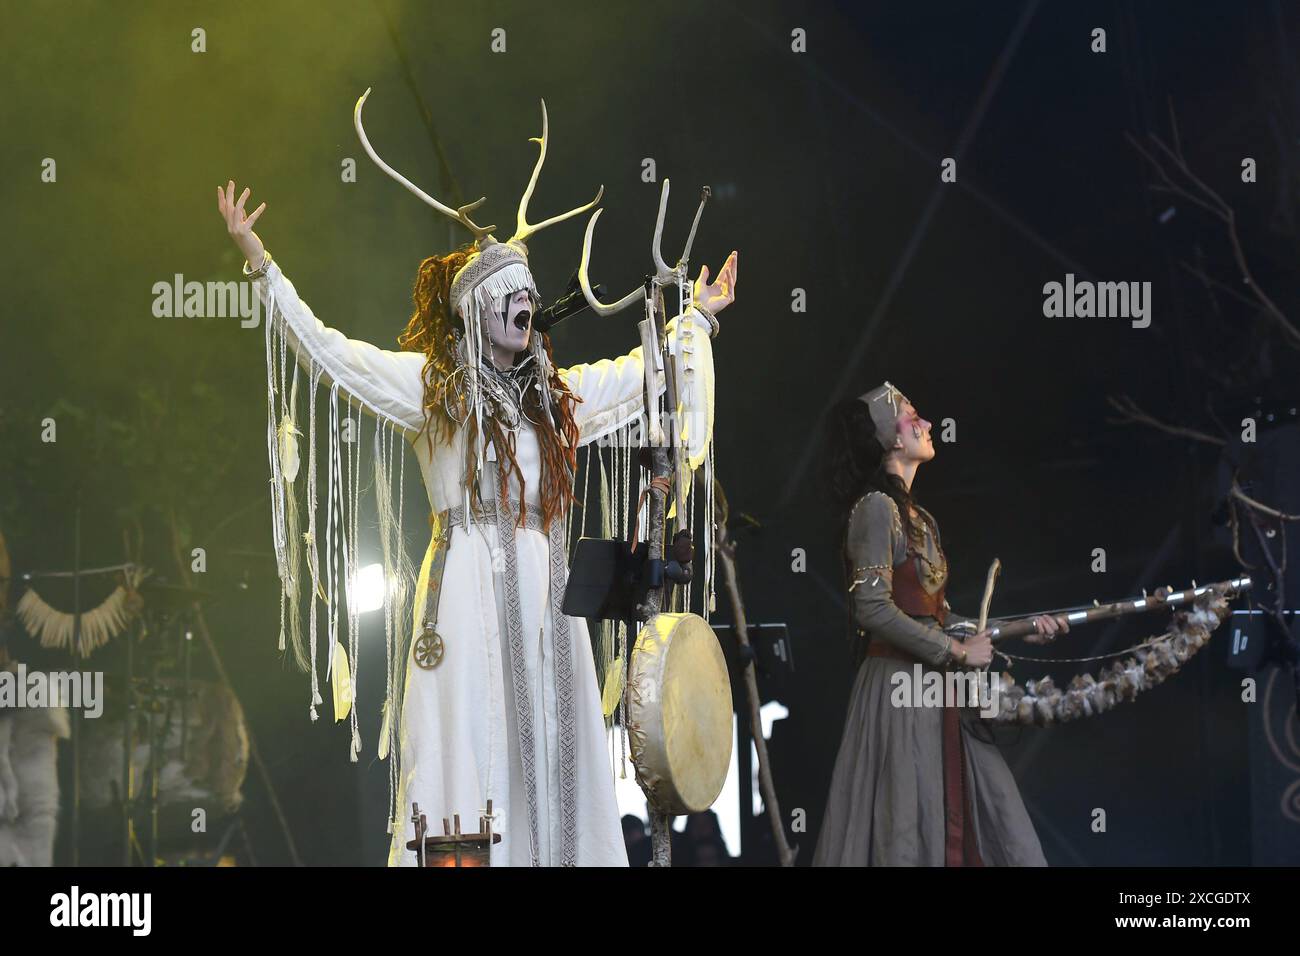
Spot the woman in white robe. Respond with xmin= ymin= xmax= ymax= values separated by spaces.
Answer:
xmin=216 ymin=177 xmax=736 ymax=866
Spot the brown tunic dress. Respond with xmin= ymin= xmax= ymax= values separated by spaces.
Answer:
xmin=811 ymin=492 xmax=1047 ymax=866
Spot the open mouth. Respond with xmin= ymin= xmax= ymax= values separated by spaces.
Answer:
xmin=513 ymin=311 xmax=531 ymax=332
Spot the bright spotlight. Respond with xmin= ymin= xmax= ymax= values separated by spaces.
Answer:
xmin=351 ymin=563 xmax=387 ymax=613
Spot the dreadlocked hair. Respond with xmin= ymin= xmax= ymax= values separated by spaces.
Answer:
xmin=398 ymin=246 xmax=581 ymax=532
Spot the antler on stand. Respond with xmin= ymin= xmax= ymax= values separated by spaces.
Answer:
xmin=651 ymin=178 xmax=675 ymax=279
xmin=578 ymin=209 xmax=645 ymax=315
xmin=579 ymin=177 xmax=713 ymax=314
xmin=652 ymin=179 xmax=711 ymax=282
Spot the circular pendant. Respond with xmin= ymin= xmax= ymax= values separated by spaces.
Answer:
xmin=414 ymin=626 xmax=445 ymax=670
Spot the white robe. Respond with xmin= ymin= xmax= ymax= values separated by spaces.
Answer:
xmin=250 ymin=260 xmax=715 ymax=866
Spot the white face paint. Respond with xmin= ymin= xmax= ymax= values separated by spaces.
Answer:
xmin=486 ymin=289 xmax=534 ymax=362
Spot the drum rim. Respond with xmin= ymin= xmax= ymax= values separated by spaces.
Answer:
xmin=626 ymin=612 xmax=732 ymax=815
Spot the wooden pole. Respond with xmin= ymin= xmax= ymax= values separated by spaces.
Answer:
xmin=640 ymin=445 xmax=673 ymax=868
xmin=70 ymin=491 xmax=81 ymax=867
xmin=988 ymin=576 xmax=1251 ymax=643
xmin=714 ymin=484 xmax=796 ymax=866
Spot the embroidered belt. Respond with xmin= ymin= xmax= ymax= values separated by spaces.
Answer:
xmin=441 ymin=499 xmax=547 ymax=531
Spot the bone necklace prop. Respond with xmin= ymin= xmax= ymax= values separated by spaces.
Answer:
xmin=969 ymin=565 xmax=1250 ymax=725
xmin=986 ymin=575 xmax=1252 ymax=643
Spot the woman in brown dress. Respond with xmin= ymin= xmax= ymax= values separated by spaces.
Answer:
xmin=812 ymin=383 xmax=1063 ymax=866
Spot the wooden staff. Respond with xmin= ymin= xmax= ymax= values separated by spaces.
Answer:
xmin=714 ymin=482 xmax=796 ymax=867
xmin=977 ymin=558 xmax=1002 ymax=634
xmin=987 ymin=576 xmax=1252 ymax=644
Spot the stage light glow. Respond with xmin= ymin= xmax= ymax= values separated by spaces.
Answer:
xmin=351 ymin=563 xmax=387 ymax=613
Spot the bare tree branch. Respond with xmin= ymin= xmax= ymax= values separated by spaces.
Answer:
xmin=1105 ymin=395 xmax=1228 ymax=446
xmin=1127 ymin=116 xmax=1300 ymax=350
xmin=1231 ymin=480 xmax=1300 ymax=522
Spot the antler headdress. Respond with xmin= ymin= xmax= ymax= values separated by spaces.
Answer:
xmin=353 ymin=89 xmax=601 ymax=516
xmin=353 ymin=89 xmax=603 ymax=320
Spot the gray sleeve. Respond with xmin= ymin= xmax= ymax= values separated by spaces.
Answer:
xmin=846 ymin=494 xmax=953 ymax=666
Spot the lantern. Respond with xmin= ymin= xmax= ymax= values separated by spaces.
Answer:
xmin=407 ymin=801 xmax=502 ymax=867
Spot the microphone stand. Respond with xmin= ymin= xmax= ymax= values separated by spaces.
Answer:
xmin=573 ymin=182 xmax=714 ymax=867
xmin=70 ymin=488 xmax=82 ymax=867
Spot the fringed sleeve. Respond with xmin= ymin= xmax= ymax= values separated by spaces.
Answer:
xmin=246 ymin=257 xmax=426 ymax=432
xmin=245 ymin=255 xmax=422 ymax=780
xmin=560 ymin=307 xmax=715 ymax=469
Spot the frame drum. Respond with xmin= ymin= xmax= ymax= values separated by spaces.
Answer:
xmin=626 ymin=612 xmax=733 ymax=815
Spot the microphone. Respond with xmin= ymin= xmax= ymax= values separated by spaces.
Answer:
xmin=535 ymin=269 xmax=607 ymax=333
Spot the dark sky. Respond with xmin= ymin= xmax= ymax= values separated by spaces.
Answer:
xmin=2 ymin=0 xmax=1297 ymax=865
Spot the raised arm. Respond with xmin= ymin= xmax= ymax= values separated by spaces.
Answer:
xmin=561 ymin=251 xmax=735 ymax=468
xmin=246 ymin=256 xmax=425 ymax=433
xmin=218 ymin=181 xmax=425 ymax=435
xmin=846 ymin=493 xmax=956 ymax=667
xmin=560 ymin=307 xmax=714 ymax=459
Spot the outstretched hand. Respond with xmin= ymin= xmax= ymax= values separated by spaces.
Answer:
xmin=217 ymin=180 xmax=268 ymax=268
xmin=694 ymin=250 xmax=739 ymax=316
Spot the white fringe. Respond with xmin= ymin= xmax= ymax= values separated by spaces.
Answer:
xmin=16 ymin=579 xmax=139 ymax=657
xmin=260 ymin=287 xmax=423 ymax=829
xmin=464 ymin=262 xmax=537 ymax=318
xmin=307 ymin=362 xmax=324 ymax=720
